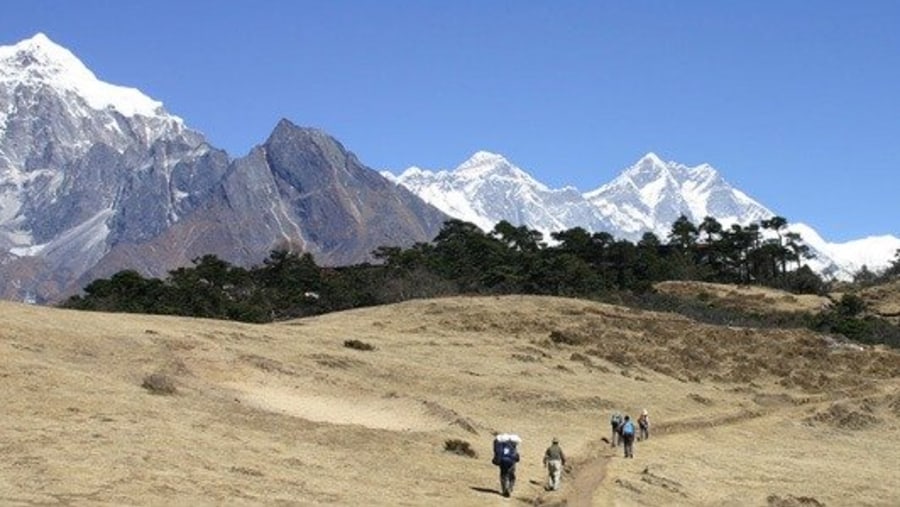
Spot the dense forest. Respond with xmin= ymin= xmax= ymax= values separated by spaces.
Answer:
xmin=63 ymin=215 xmax=900 ymax=347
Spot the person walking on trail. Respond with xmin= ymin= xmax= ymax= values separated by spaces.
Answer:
xmin=619 ymin=415 xmax=636 ymax=458
xmin=543 ymin=437 xmax=567 ymax=491
xmin=610 ymin=412 xmax=623 ymax=447
xmin=492 ymin=433 xmax=521 ymax=497
xmin=638 ymin=409 xmax=650 ymax=441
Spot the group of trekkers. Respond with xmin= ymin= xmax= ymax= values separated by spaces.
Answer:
xmin=610 ymin=409 xmax=650 ymax=459
xmin=491 ymin=409 xmax=650 ymax=497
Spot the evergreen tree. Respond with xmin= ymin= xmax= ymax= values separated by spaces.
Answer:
xmin=668 ymin=215 xmax=698 ymax=250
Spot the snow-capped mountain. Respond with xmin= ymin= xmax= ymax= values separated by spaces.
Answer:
xmin=0 ymin=33 xmax=209 ymax=290
xmin=383 ymin=151 xmax=615 ymax=241
xmin=386 ymin=151 xmax=774 ymax=243
xmin=786 ymin=223 xmax=900 ymax=278
xmin=386 ymin=151 xmax=899 ymax=280
xmin=584 ymin=152 xmax=773 ymax=240
xmin=0 ymin=34 xmax=446 ymax=302
xmin=0 ymin=33 xmax=197 ymax=158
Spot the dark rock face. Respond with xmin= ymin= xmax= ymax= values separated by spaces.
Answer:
xmin=0 ymin=117 xmax=448 ymax=302
xmin=254 ymin=119 xmax=447 ymax=265
xmin=154 ymin=120 xmax=449 ymax=270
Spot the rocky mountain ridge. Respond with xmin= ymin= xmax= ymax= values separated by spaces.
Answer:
xmin=0 ymin=34 xmax=447 ymax=303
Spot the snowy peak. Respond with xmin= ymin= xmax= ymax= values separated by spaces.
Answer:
xmin=0 ymin=33 xmax=169 ymax=118
xmin=385 ymin=152 xmax=613 ymax=239
xmin=584 ymin=153 xmax=772 ymax=238
xmin=633 ymin=151 xmax=666 ymax=171
xmin=393 ymin=151 xmax=548 ymax=191
xmin=453 ymin=150 xmax=538 ymax=184
xmin=620 ymin=152 xmax=719 ymax=186
xmin=0 ymin=33 xmax=197 ymax=162
xmin=460 ymin=150 xmax=508 ymax=168
xmin=397 ymin=151 xmax=550 ymax=195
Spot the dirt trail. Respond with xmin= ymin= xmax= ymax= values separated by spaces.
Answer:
xmin=546 ymin=393 xmax=882 ymax=506
xmin=529 ymin=440 xmax=613 ymax=506
xmin=564 ymin=450 xmax=611 ymax=507
xmin=543 ymin=407 xmax=785 ymax=505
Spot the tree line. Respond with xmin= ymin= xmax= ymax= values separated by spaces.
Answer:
xmin=62 ymin=215 xmax=900 ymax=347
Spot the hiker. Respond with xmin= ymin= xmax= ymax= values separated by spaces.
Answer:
xmin=619 ymin=415 xmax=636 ymax=458
xmin=492 ymin=433 xmax=521 ymax=497
xmin=638 ymin=409 xmax=650 ymax=441
xmin=610 ymin=412 xmax=623 ymax=447
xmin=543 ymin=437 xmax=567 ymax=491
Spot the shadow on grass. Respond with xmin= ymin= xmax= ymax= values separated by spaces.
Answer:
xmin=470 ymin=486 xmax=502 ymax=496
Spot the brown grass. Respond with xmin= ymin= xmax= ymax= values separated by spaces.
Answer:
xmin=859 ymin=278 xmax=900 ymax=323
xmin=1 ymin=293 xmax=899 ymax=506
xmin=654 ymin=280 xmax=831 ymax=314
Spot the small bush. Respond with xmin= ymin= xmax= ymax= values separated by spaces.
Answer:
xmin=444 ymin=438 xmax=477 ymax=458
xmin=549 ymin=329 xmax=586 ymax=346
xmin=343 ymin=339 xmax=376 ymax=351
xmin=687 ymin=393 xmax=712 ymax=405
xmin=141 ymin=373 xmax=176 ymax=395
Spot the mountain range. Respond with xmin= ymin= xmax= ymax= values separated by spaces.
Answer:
xmin=384 ymin=152 xmax=900 ymax=280
xmin=0 ymin=34 xmax=447 ymax=303
xmin=1 ymin=33 xmax=897 ymax=303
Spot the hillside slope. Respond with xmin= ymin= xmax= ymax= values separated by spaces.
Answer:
xmin=1 ymin=296 xmax=898 ymax=506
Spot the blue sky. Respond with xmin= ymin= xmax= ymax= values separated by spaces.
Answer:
xmin=2 ymin=1 xmax=898 ymax=242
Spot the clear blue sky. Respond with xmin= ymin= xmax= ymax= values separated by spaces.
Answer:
xmin=3 ymin=1 xmax=898 ymax=242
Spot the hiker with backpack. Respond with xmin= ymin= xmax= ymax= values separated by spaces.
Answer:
xmin=543 ymin=437 xmax=567 ymax=491
xmin=619 ymin=415 xmax=636 ymax=458
xmin=610 ymin=412 xmax=623 ymax=447
xmin=638 ymin=409 xmax=650 ymax=441
xmin=492 ymin=433 xmax=521 ymax=497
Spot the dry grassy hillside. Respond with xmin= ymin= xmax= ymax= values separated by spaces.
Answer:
xmin=1 ymin=294 xmax=899 ymax=506
xmin=654 ymin=281 xmax=832 ymax=315
xmin=859 ymin=279 xmax=900 ymax=325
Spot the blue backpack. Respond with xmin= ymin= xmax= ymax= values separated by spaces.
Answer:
xmin=621 ymin=421 xmax=635 ymax=436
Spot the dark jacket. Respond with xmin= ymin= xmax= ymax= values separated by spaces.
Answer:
xmin=544 ymin=443 xmax=566 ymax=465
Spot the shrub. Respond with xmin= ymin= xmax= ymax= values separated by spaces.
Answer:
xmin=343 ymin=339 xmax=376 ymax=351
xmin=549 ymin=329 xmax=586 ymax=346
xmin=813 ymin=301 xmax=900 ymax=349
xmin=141 ymin=373 xmax=176 ymax=395
xmin=444 ymin=438 xmax=477 ymax=458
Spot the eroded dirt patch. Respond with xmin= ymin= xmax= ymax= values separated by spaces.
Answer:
xmin=229 ymin=384 xmax=450 ymax=431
